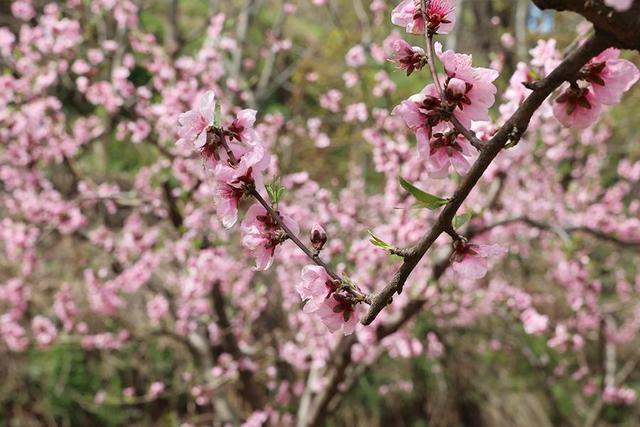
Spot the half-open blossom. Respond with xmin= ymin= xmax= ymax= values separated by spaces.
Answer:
xmin=581 ymin=48 xmax=640 ymax=106
xmin=390 ymin=39 xmax=426 ymax=76
xmin=241 ymin=204 xmax=299 ymax=271
xmin=391 ymin=0 xmax=456 ymax=35
xmin=420 ymin=131 xmax=474 ymax=178
xmin=316 ymin=294 xmax=360 ymax=335
xmin=451 ymin=241 xmax=506 ymax=279
xmin=296 ymin=265 xmax=338 ymax=312
xmin=177 ymin=90 xmax=215 ymax=149
xmin=553 ymin=85 xmax=602 ymax=129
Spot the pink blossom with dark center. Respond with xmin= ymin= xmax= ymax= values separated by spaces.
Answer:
xmin=241 ymin=204 xmax=299 ymax=271
xmin=451 ymin=241 xmax=506 ymax=280
xmin=420 ymin=131 xmax=474 ymax=178
xmin=213 ymin=145 xmax=268 ymax=228
xmin=436 ymin=42 xmax=499 ymax=123
xmin=391 ymin=0 xmax=456 ymax=35
xmin=225 ymin=109 xmax=259 ymax=146
xmin=581 ymin=48 xmax=639 ymax=106
xmin=296 ymin=265 xmax=339 ymax=313
xmin=315 ymin=293 xmax=361 ymax=335
xmin=552 ymin=85 xmax=602 ymax=129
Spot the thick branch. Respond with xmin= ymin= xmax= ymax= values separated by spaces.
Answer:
xmin=362 ymin=33 xmax=611 ymax=325
xmin=532 ymin=0 xmax=640 ymax=51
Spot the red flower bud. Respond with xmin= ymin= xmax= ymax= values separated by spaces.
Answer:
xmin=310 ymin=224 xmax=327 ymax=252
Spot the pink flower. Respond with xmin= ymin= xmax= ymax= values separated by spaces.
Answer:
xmin=32 ymin=315 xmax=58 ymax=347
xmin=582 ymin=48 xmax=640 ymax=106
xmin=146 ymin=294 xmax=169 ymax=324
xmin=316 ymin=294 xmax=360 ymax=335
xmin=420 ymin=131 xmax=474 ymax=177
xmin=345 ymin=45 xmax=367 ymax=67
xmin=520 ymin=308 xmax=549 ymax=335
xmin=390 ymin=39 xmax=426 ymax=76
xmin=552 ymin=85 xmax=602 ymax=129
xmin=213 ymin=145 xmax=267 ymax=228
xmin=604 ymin=0 xmax=634 ymax=11
xmin=435 ymin=43 xmax=499 ymax=123
xmin=296 ymin=265 xmax=338 ymax=312
xmin=241 ymin=204 xmax=299 ymax=271
xmin=149 ymin=382 xmax=165 ymax=398
xmin=394 ymin=84 xmax=447 ymax=141
xmin=451 ymin=241 xmax=506 ymax=279
xmin=177 ymin=90 xmax=215 ymax=149
xmin=391 ymin=0 xmax=456 ymax=35
xmin=226 ymin=109 xmax=259 ymax=145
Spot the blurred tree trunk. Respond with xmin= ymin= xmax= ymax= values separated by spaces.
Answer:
xmin=471 ymin=0 xmax=496 ymax=62
xmin=515 ymin=0 xmax=529 ymax=61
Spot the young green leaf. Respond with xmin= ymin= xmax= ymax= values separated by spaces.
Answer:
xmin=453 ymin=212 xmax=472 ymax=229
xmin=399 ymin=177 xmax=448 ymax=210
xmin=368 ymin=230 xmax=394 ymax=253
xmin=266 ymin=179 xmax=285 ymax=205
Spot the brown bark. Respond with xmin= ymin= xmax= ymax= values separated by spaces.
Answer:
xmin=532 ymin=0 xmax=640 ymax=50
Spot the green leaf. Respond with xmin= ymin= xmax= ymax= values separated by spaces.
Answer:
xmin=266 ymin=179 xmax=285 ymax=205
xmin=453 ymin=213 xmax=472 ymax=229
xmin=368 ymin=230 xmax=394 ymax=253
xmin=399 ymin=177 xmax=448 ymax=210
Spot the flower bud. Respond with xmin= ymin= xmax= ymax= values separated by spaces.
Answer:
xmin=310 ymin=224 xmax=327 ymax=252
xmin=446 ymin=77 xmax=467 ymax=98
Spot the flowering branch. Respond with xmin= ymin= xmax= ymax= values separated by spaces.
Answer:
xmin=363 ymin=32 xmax=612 ymax=325
xmin=212 ymin=128 xmax=371 ymax=305
xmin=419 ymin=0 xmax=485 ymax=150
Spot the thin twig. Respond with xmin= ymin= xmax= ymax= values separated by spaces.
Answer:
xmin=214 ymin=130 xmax=371 ymax=304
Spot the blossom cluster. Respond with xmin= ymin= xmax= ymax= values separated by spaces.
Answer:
xmin=177 ymin=91 xmax=363 ymax=334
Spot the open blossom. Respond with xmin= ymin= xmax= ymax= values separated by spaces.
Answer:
xmin=32 ymin=316 xmax=58 ymax=347
xmin=521 ymin=308 xmax=549 ymax=335
xmin=213 ymin=145 xmax=267 ymax=228
xmin=420 ymin=131 xmax=474 ymax=177
xmin=451 ymin=241 xmax=506 ymax=280
xmin=435 ymin=42 xmax=499 ymax=123
xmin=296 ymin=265 xmax=338 ymax=312
xmin=177 ymin=90 xmax=215 ymax=149
xmin=345 ymin=44 xmax=367 ymax=67
xmin=316 ymin=294 xmax=360 ymax=335
xmin=582 ymin=48 xmax=640 ymax=105
xmin=390 ymin=39 xmax=426 ymax=76
xmin=241 ymin=204 xmax=299 ymax=271
xmin=553 ymin=85 xmax=602 ymax=129
xmin=394 ymin=84 xmax=447 ymax=142
xmin=391 ymin=0 xmax=456 ymax=35
xmin=226 ymin=109 xmax=259 ymax=145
